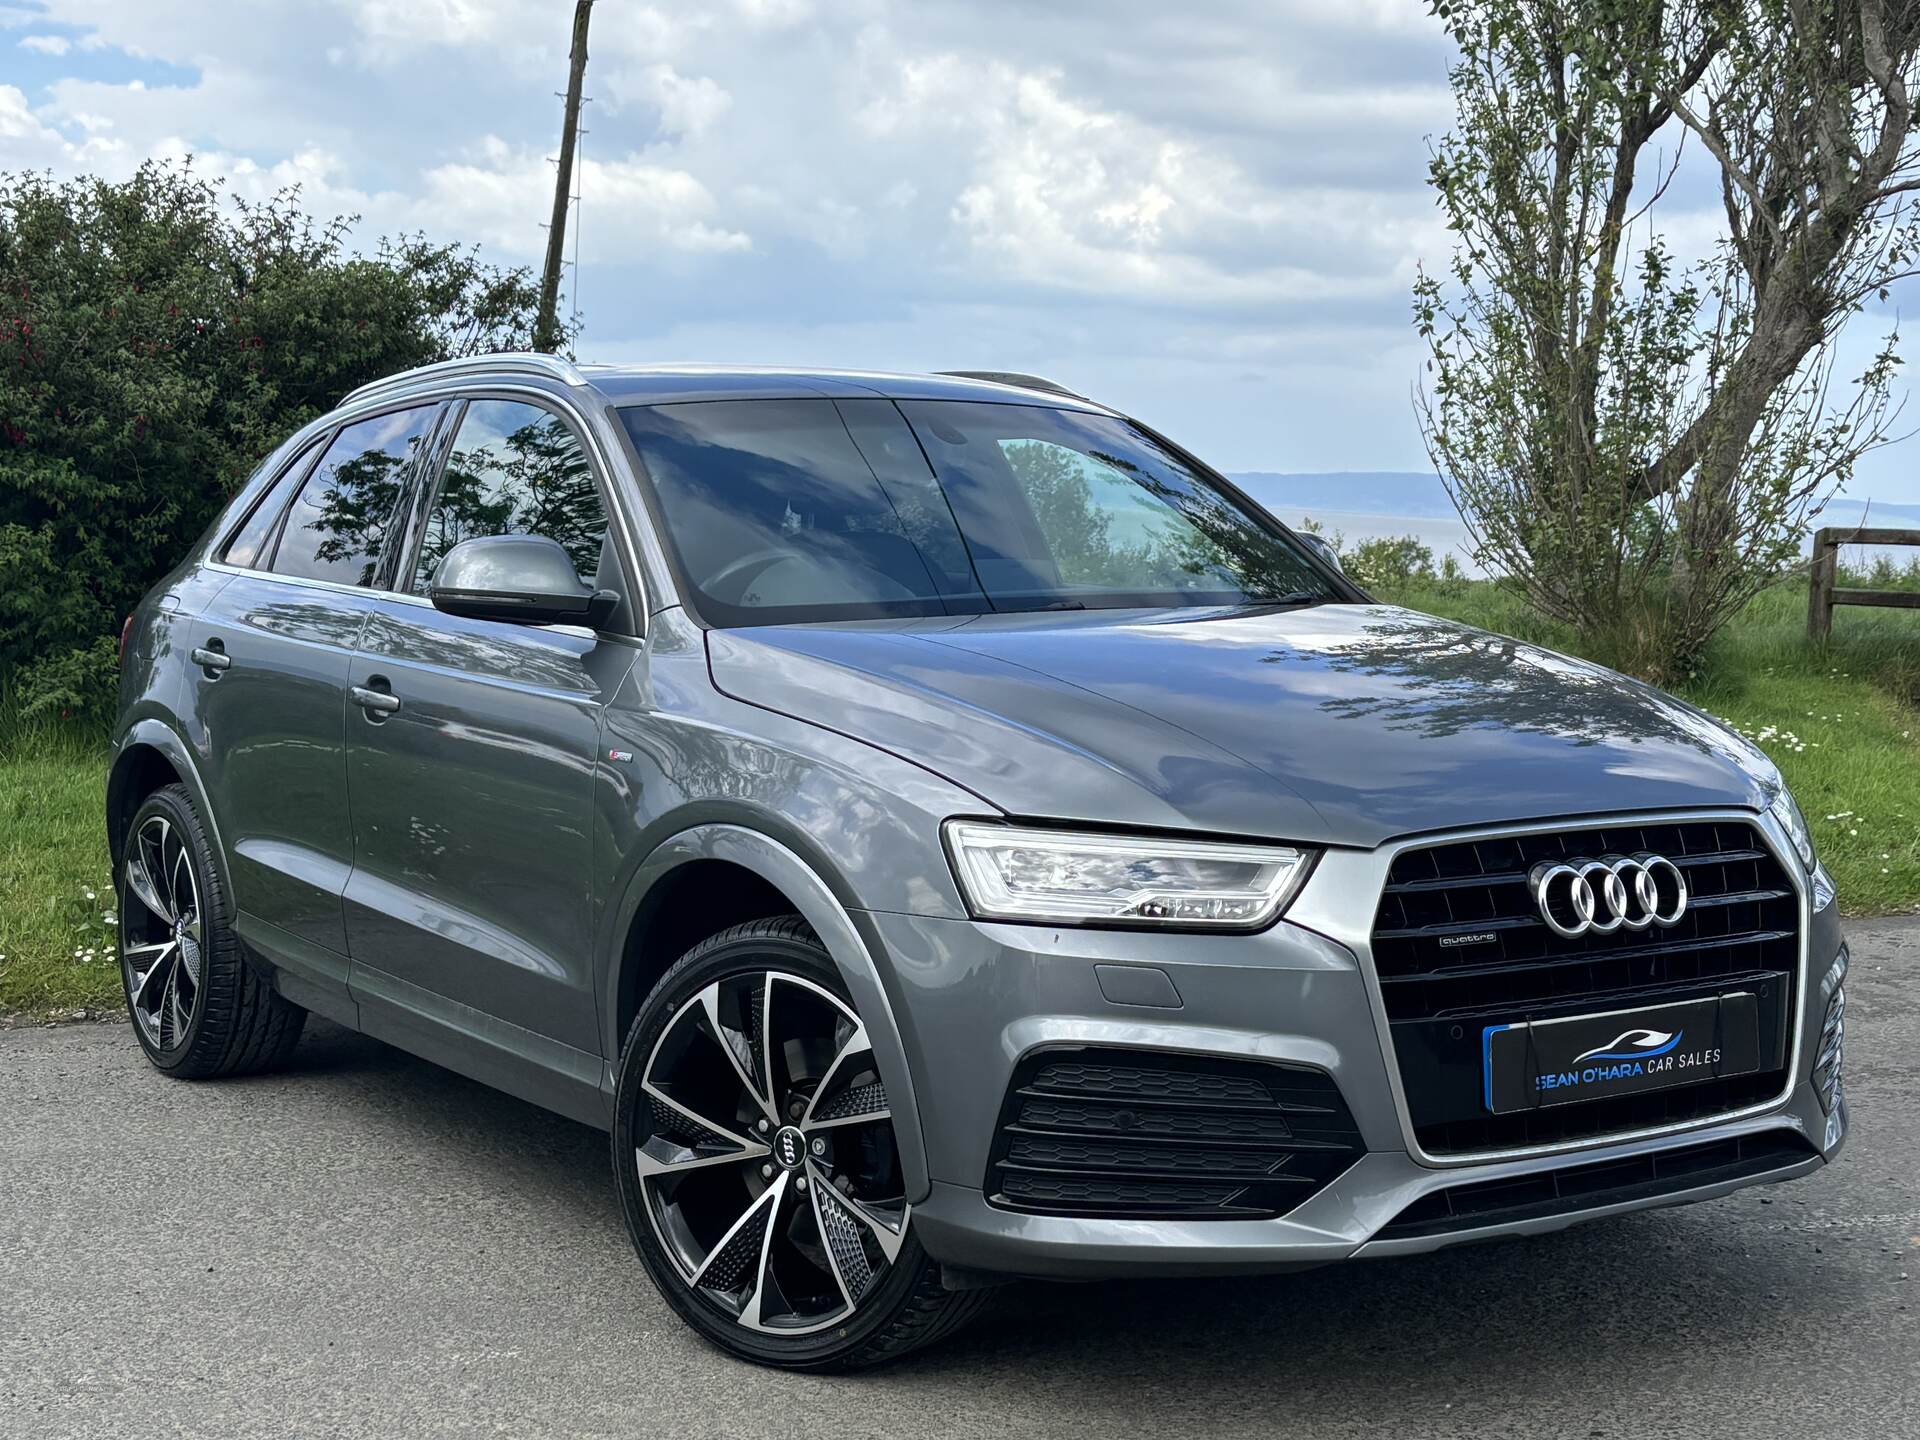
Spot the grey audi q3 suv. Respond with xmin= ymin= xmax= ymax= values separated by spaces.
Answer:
xmin=109 ymin=354 xmax=1849 ymax=1369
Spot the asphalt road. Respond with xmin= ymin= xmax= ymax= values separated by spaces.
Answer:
xmin=4 ymin=922 xmax=1917 ymax=1440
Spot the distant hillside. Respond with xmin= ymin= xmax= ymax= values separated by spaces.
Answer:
xmin=1229 ymin=472 xmax=1920 ymax=529
xmin=1228 ymin=472 xmax=1454 ymax=519
xmin=1820 ymin=497 xmax=1920 ymax=528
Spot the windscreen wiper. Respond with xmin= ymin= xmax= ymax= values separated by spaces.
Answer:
xmin=1259 ymin=590 xmax=1333 ymax=608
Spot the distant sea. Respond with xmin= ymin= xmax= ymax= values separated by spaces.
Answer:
xmin=1229 ymin=472 xmax=1920 ymax=577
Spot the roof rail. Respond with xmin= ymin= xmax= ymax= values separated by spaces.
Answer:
xmin=935 ymin=369 xmax=1085 ymax=400
xmin=340 ymin=352 xmax=592 ymax=407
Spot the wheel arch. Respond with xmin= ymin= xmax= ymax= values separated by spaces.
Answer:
xmin=603 ymin=822 xmax=930 ymax=1202
xmin=107 ymin=720 xmax=233 ymax=902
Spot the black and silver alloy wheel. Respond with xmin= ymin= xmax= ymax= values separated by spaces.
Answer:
xmin=614 ymin=917 xmax=991 ymax=1370
xmin=640 ymin=968 xmax=908 ymax=1333
xmin=121 ymin=811 xmax=204 ymax=1052
xmin=116 ymin=785 xmax=307 ymax=1078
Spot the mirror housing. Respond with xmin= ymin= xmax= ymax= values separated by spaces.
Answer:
xmin=429 ymin=534 xmax=619 ymax=629
xmin=1299 ymin=531 xmax=1345 ymax=576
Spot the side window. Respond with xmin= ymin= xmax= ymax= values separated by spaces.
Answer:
xmin=221 ymin=436 xmax=324 ymax=570
xmin=272 ymin=406 xmax=436 ymax=587
xmin=411 ymin=399 xmax=607 ymax=594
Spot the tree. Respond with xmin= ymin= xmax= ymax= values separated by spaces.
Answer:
xmin=0 ymin=162 xmax=562 ymax=722
xmin=1414 ymin=0 xmax=1920 ymax=680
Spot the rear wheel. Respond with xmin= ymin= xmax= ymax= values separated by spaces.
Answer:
xmin=612 ymin=916 xmax=990 ymax=1369
xmin=117 ymin=785 xmax=306 ymax=1077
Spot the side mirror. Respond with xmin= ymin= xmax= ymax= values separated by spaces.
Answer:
xmin=429 ymin=534 xmax=619 ymax=629
xmin=1299 ymin=532 xmax=1345 ymax=576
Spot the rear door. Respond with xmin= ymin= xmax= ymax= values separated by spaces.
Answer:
xmin=191 ymin=402 xmax=442 ymax=1015
xmin=341 ymin=395 xmax=638 ymax=1096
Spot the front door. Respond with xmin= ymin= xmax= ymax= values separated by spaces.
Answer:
xmin=341 ymin=396 xmax=637 ymax=1096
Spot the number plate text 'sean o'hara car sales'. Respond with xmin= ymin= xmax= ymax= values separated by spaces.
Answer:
xmin=108 ymin=357 xmax=1850 ymax=1369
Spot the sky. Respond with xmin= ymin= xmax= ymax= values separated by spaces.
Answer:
xmin=3 ymin=0 xmax=1918 ymax=502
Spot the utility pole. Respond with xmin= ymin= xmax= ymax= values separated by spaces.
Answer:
xmin=535 ymin=0 xmax=593 ymax=354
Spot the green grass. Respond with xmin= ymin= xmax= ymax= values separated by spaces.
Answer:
xmin=0 ymin=726 xmax=116 ymax=1016
xmin=1382 ymin=575 xmax=1920 ymax=916
xmin=2 ymin=574 xmax=1916 ymax=1017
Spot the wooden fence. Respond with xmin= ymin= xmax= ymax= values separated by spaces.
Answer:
xmin=1807 ymin=526 xmax=1920 ymax=639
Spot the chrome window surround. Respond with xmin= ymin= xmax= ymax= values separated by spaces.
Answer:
xmin=202 ymin=378 xmax=651 ymax=637
xmin=1285 ymin=806 xmax=1811 ymax=1169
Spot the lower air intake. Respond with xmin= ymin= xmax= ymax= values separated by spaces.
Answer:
xmin=1374 ymin=1130 xmax=1818 ymax=1241
xmin=985 ymin=1047 xmax=1365 ymax=1220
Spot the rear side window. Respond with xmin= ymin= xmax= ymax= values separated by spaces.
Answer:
xmin=221 ymin=437 xmax=323 ymax=569
xmin=272 ymin=406 xmax=436 ymax=587
xmin=411 ymin=399 xmax=607 ymax=594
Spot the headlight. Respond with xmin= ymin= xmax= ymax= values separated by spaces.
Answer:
xmin=1767 ymin=788 xmax=1816 ymax=872
xmin=943 ymin=821 xmax=1314 ymax=928
xmin=1767 ymin=787 xmax=1835 ymax=909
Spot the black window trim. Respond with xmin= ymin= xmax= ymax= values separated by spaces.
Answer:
xmin=383 ymin=397 xmax=468 ymax=594
xmin=397 ymin=388 xmax=636 ymax=636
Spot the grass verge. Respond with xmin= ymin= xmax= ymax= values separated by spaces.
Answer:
xmin=0 ymin=728 xmax=117 ymax=1016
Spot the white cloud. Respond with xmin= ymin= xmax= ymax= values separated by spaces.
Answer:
xmin=0 ymin=82 xmax=125 ymax=170
xmin=420 ymin=138 xmax=751 ymax=259
xmin=20 ymin=33 xmax=72 ymax=54
xmin=604 ymin=63 xmax=732 ymax=138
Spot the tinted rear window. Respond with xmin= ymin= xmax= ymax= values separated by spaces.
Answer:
xmin=221 ymin=436 xmax=324 ymax=570
xmin=272 ymin=405 xmax=436 ymax=587
xmin=619 ymin=397 xmax=1333 ymax=626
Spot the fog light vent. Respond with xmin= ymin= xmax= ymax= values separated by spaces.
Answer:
xmin=984 ymin=1047 xmax=1365 ymax=1220
xmin=1814 ymin=945 xmax=1848 ymax=1116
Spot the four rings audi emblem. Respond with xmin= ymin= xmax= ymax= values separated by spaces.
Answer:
xmin=1528 ymin=854 xmax=1689 ymax=938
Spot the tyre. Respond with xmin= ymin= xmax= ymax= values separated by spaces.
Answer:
xmin=117 ymin=784 xmax=307 ymax=1077
xmin=612 ymin=916 xmax=991 ymax=1370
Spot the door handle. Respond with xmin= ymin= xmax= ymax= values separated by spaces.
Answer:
xmin=190 ymin=643 xmax=231 ymax=675
xmin=350 ymin=684 xmax=401 ymax=717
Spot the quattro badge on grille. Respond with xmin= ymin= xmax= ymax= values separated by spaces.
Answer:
xmin=1528 ymin=854 xmax=1689 ymax=938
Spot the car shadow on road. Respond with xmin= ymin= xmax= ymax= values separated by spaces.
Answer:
xmin=270 ymin=1019 xmax=1861 ymax=1421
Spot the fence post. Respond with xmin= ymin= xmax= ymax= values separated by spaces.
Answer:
xmin=1807 ymin=528 xmax=1837 ymax=642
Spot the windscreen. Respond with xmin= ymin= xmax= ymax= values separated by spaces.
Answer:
xmin=620 ymin=396 xmax=1337 ymax=626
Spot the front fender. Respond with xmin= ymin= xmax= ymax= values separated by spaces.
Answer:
xmin=602 ymin=823 xmax=932 ymax=1203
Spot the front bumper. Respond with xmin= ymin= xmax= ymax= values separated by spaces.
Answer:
xmin=862 ymin=892 xmax=1847 ymax=1281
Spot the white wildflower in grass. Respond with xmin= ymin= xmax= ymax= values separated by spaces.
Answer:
xmin=101 ymin=911 xmax=115 ymax=926
xmin=82 ymin=888 xmax=96 ymax=901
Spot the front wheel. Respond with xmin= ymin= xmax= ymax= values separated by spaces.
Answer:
xmin=612 ymin=916 xmax=990 ymax=1369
